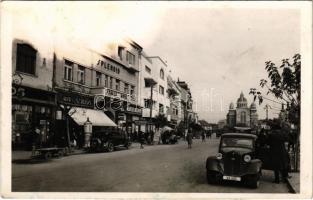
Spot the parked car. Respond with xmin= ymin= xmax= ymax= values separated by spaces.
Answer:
xmin=206 ymin=133 xmax=262 ymax=188
xmin=161 ymin=131 xmax=178 ymax=144
xmin=90 ymin=129 xmax=131 ymax=152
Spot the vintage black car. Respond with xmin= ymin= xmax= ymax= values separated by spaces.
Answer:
xmin=90 ymin=129 xmax=131 ymax=152
xmin=161 ymin=131 xmax=178 ymax=144
xmin=206 ymin=133 xmax=262 ymax=188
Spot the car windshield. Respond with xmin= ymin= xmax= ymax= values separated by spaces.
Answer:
xmin=221 ymin=137 xmax=253 ymax=149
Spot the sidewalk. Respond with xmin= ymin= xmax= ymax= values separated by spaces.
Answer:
xmin=286 ymin=172 xmax=300 ymax=193
xmin=12 ymin=142 xmax=160 ymax=161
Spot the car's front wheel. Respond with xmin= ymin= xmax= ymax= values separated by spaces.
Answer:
xmin=246 ymin=173 xmax=260 ymax=189
xmin=106 ymin=142 xmax=114 ymax=152
xmin=207 ymin=170 xmax=220 ymax=184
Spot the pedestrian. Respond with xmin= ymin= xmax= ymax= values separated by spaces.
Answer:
xmin=139 ymin=131 xmax=145 ymax=149
xmin=187 ymin=129 xmax=193 ymax=149
xmin=207 ymin=131 xmax=212 ymax=139
xmin=201 ymin=131 xmax=205 ymax=142
xmin=267 ymin=124 xmax=289 ymax=183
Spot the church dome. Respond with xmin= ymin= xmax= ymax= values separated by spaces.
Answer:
xmin=250 ymin=102 xmax=257 ymax=110
xmin=236 ymin=91 xmax=248 ymax=108
xmin=229 ymin=102 xmax=235 ymax=110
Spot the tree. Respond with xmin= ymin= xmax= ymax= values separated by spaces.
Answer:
xmin=250 ymin=54 xmax=300 ymax=126
xmin=154 ymin=114 xmax=168 ymax=129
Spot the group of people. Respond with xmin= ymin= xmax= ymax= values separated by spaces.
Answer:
xmin=257 ymin=124 xmax=295 ymax=184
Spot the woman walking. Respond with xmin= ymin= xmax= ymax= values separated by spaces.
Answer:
xmin=187 ymin=129 xmax=193 ymax=149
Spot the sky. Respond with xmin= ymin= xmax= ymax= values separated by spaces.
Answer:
xmin=3 ymin=2 xmax=301 ymax=123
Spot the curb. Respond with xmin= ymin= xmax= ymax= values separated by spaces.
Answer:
xmin=285 ymin=178 xmax=296 ymax=194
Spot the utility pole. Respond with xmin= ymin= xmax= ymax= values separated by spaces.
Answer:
xmin=149 ymin=84 xmax=154 ymax=132
xmin=264 ymin=104 xmax=271 ymax=121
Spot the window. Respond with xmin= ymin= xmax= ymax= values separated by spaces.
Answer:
xmin=115 ymin=79 xmax=120 ymax=91
xmin=160 ymin=69 xmax=164 ymax=80
xmin=159 ymin=85 xmax=164 ymax=95
xmin=118 ymin=46 xmax=123 ymax=60
xmin=221 ymin=137 xmax=253 ymax=149
xmin=130 ymin=85 xmax=135 ymax=96
xmin=144 ymin=99 xmax=150 ymax=108
xmin=109 ymin=77 xmax=113 ymax=89
xmin=159 ymin=104 xmax=164 ymax=114
xmin=104 ymin=75 xmax=108 ymax=87
xmin=16 ymin=43 xmax=37 ymax=75
xmin=96 ymin=72 xmax=101 ymax=86
xmin=124 ymin=83 xmax=129 ymax=94
xmin=64 ymin=60 xmax=73 ymax=81
xmin=77 ymin=65 xmax=85 ymax=84
xmin=126 ymin=51 xmax=135 ymax=65
xmin=145 ymin=66 xmax=151 ymax=74
xmin=240 ymin=111 xmax=246 ymax=124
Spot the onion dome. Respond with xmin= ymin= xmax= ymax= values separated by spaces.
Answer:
xmin=229 ymin=102 xmax=235 ymax=110
xmin=236 ymin=91 xmax=248 ymax=108
xmin=250 ymin=102 xmax=257 ymax=110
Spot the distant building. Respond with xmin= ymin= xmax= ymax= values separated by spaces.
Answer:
xmin=226 ymin=92 xmax=258 ymax=128
xmin=218 ymin=119 xmax=227 ymax=129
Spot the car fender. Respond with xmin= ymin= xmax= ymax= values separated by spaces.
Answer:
xmin=246 ymin=159 xmax=262 ymax=175
xmin=206 ymin=156 xmax=223 ymax=173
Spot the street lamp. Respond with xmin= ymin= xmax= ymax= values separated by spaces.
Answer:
xmin=84 ymin=117 xmax=93 ymax=148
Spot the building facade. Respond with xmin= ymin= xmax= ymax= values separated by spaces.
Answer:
xmin=11 ymin=38 xmax=56 ymax=150
xmin=226 ymin=92 xmax=258 ymax=128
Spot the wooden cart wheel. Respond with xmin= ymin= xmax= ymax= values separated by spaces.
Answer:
xmin=44 ymin=152 xmax=52 ymax=160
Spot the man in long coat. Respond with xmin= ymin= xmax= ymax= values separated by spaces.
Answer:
xmin=267 ymin=125 xmax=289 ymax=183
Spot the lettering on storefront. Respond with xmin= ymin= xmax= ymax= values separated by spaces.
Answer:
xmin=58 ymin=92 xmax=94 ymax=108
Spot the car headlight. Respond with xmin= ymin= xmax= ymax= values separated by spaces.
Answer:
xmin=216 ymin=153 xmax=223 ymax=160
xmin=244 ymin=154 xmax=251 ymax=162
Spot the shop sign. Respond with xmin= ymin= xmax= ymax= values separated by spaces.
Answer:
xmin=57 ymin=92 xmax=94 ymax=109
xmin=40 ymin=120 xmax=47 ymax=125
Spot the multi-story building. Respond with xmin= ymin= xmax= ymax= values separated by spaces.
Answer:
xmin=53 ymin=39 xmax=142 ymax=146
xmin=138 ymin=54 xmax=171 ymax=133
xmin=167 ymin=75 xmax=182 ymax=127
xmin=11 ymin=38 xmax=56 ymax=150
xmin=177 ymin=80 xmax=193 ymax=129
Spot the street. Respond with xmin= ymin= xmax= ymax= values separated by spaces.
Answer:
xmin=12 ymin=138 xmax=289 ymax=193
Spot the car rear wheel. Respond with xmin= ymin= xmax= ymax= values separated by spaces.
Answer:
xmin=107 ymin=142 xmax=114 ymax=152
xmin=44 ymin=152 xmax=52 ymax=160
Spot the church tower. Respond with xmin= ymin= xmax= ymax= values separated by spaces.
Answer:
xmin=236 ymin=92 xmax=250 ymax=127
xmin=250 ymin=102 xmax=258 ymax=128
xmin=227 ymin=102 xmax=236 ymax=128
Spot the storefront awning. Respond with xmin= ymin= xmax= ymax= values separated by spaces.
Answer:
xmin=69 ymin=107 xmax=116 ymax=127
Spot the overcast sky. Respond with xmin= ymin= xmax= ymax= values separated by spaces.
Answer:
xmin=4 ymin=2 xmax=301 ymax=123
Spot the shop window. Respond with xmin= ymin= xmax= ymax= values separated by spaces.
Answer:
xmin=126 ymin=51 xmax=135 ymax=65
xmin=160 ymin=69 xmax=164 ymax=80
xmin=77 ymin=65 xmax=85 ymax=84
xmin=64 ymin=60 xmax=73 ymax=81
xmin=96 ymin=72 xmax=101 ymax=86
xmin=159 ymin=85 xmax=164 ymax=95
xmin=16 ymin=43 xmax=37 ymax=75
